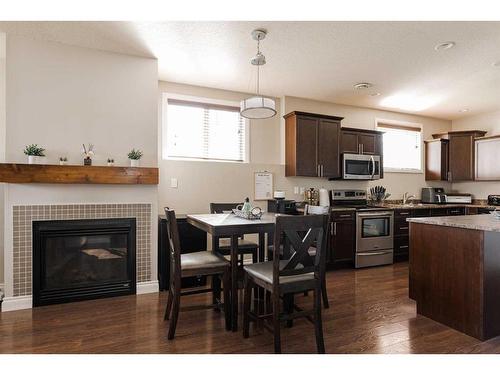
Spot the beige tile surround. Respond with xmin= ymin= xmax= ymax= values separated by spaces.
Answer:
xmin=12 ymin=203 xmax=152 ymax=297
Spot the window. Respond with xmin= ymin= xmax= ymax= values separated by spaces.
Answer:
xmin=377 ymin=121 xmax=422 ymax=172
xmin=164 ymin=98 xmax=247 ymax=162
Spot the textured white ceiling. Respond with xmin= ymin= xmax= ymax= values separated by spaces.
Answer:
xmin=1 ymin=21 xmax=500 ymax=120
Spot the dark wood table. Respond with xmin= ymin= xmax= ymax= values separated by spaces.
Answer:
xmin=187 ymin=212 xmax=279 ymax=331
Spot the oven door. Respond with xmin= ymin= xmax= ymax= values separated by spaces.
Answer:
xmin=343 ymin=154 xmax=381 ymax=180
xmin=356 ymin=211 xmax=394 ymax=252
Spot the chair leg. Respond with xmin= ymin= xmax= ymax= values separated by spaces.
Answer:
xmin=164 ymin=286 xmax=173 ymax=321
xmin=321 ymin=277 xmax=329 ymax=309
xmin=212 ymin=274 xmax=222 ymax=312
xmin=243 ymin=274 xmax=252 ymax=338
xmin=168 ymin=283 xmax=181 ymax=340
xmin=272 ymin=292 xmax=281 ymax=354
xmin=284 ymin=293 xmax=294 ymax=328
xmin=313 ymin=286 xmax=326 ymax=353
xmin=222 ymin=269 xmax=231 ymax=331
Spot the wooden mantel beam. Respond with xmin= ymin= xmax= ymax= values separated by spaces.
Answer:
xmin=0 ymin=163 xmax=159 ymax=185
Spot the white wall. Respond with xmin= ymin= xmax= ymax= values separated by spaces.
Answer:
xmin=6 ymin=36 xmax=158 ymax=166
xmin=158 ymin=83 xmax=452 ymax=215
xmin=1 ymin=35 xmax=159 ymax=286
xmin=451 ymin=110 xmax=500 ymax=198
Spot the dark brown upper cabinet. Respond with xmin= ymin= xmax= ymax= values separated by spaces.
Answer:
xmin=424 ymin=139 xmax=449 ymax=181
xmin=425 ymin=130 xmax=487 ymax=182
xmin=340 ymin=127 xmax=382 ymax=156
xmin=448 ymin=130 xmax=486 ymax=181
xmin=284 ymin=111 xmax=343 ymax=178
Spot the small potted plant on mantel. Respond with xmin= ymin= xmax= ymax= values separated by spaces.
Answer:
xmin=82 ymin=143 xmax=94 ymax=166
xmin=127 ymin=149 xmax=143 ymax=167
xmin=23 ymin=144 xmax=46 ymax=164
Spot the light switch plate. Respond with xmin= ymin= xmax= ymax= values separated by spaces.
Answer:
xmin=294 ymin=186 xmax=299 ymax=194
xmin=170 ymin=178 xmax=178 ymax=188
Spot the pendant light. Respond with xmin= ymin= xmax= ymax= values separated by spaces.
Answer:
xmin=240 ymin=29 xmax=277 ymax=120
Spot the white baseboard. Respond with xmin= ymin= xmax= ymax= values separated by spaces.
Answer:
xmin=137 ymin=280 xmax=159 ymax=294
xmin=1 ymin=295 xmax=32 ymax=312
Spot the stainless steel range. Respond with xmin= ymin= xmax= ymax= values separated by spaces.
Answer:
xmin=331 ymin=189 xmax=394 ymax=268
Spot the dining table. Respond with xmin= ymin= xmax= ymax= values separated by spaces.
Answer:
xmin=186 ymin=212 xmax=280 ymax=331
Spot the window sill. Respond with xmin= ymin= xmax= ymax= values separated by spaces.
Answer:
xmin=164 ymin=156 xmax=249 ymax=164
xmin=384 ymin=168 xmax=423 ymax=174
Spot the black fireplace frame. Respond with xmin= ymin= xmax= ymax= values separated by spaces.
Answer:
xmin=33 ymin=218 xmax=136 ymax=307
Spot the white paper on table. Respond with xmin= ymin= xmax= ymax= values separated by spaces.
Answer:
xmin=254 ymin=172 xmax=273 ymax=201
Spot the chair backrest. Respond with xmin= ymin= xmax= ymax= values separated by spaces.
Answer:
xmin=273 ymin=214 xmax=329 ymax=288
xmin=210 ymin=202 xmax=242 ymax=214
xmin=304 ymin=204 xmax=330 ymax=215
xmin=164 ymin=208 xmax=181 ymax=284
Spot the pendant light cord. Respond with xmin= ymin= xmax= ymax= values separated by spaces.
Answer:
xmin=256 ymin=38 xmax=260 ymax=96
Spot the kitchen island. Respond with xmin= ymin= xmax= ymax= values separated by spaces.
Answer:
xmin=408 ymin=214 xmax=500 ymax=340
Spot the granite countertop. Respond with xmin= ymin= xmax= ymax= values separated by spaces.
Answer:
xmin=371 ymin=202 xmax=497 ymax=210
xmin=407 ymin=214 xmax=500 ymax=232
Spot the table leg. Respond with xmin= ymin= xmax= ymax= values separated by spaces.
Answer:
xmin=230 ymin=234 xmax=239 ymax=332
xmin=256 ymin=232 xmax=266 ymax=313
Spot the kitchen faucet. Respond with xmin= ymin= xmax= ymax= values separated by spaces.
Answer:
xmin=403 ymin=192 xmax=416 ymax=205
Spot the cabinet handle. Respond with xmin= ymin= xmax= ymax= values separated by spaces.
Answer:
xmin=330 ymin=222 xmax=334 ymax=236
xmin=334 ymin=222 xmax=337 ymax=236
xmin=399 ymin=212 xmax=411 ymax=216
xmin=361 ymin=144 xmax=364 ymax=154
xmin=317 ymin=164 xmax=320 ymax=177
xmin=399 ymin=226 xmax=409 ymax=230
xmin=399 ymin=245 xmax=409 ymax=249
xmin=339 ymin=214 xmax=352 ymax=218
xmin=321 ymin=165 xmax=324 ymax=177
xmin=448 ymin=171 xmax=452 ymax=181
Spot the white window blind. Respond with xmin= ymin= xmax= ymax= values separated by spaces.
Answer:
xmin=377 ymin=123 xmax=422 ymax=172
xmin=166 ymin=99 xmax=246 ymax=162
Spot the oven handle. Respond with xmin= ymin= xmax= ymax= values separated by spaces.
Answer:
xmin=370 ymin=156 xmax=375 ymax=179
xmin=357 ymin=251 xmax=392 ymax=256
xmin=357 ymin=211 xmax=393 ymax=217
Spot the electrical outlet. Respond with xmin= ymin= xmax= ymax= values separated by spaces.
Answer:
xmin=299 ymin=187 xmax=305 ymax=195
xmin=170 ymin=178 xmax=178 ymax=188
xmin=294 ymin=186 xmax=299 ymax=194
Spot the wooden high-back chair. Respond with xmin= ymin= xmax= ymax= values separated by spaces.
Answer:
xmin=164 ymin=208 xmax=231 ymax=339
xmin=242 ymin=214 xmax=330 ymax=353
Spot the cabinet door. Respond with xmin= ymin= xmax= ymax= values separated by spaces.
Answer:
xmin=340 ymin=131 xmax=359 ymax=154
xmin=449 ymin=134 xmax=474 ymax=181
xmin=475 ymin=138 xmax=500 ymax=180
xmin=318 ymin=119 xmax=341 ymax=178
xmin=358 ymin=133 xmax=376 ymax=154
xmin=425 ymin=140 xmax=449 ymax=181
xmin=331 ymin=219 xmax=355 ymax=264
xmin=296 ymin=116 xmax=319 ymax=176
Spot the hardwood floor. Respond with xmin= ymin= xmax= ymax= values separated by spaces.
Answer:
xmin=1 ymin=262 xmax=500 ymax=354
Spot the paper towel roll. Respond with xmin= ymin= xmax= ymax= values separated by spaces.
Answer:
xmin=319 ymin=188 xmax=330 ymax=207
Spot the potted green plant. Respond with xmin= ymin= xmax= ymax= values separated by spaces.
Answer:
xmin=127 ymin=149 xmax=143 ymax=167
xmin=23 ymin=144 xmax=46 ymax=164
xmin=59 ymin=157 xmax=68 ymax=166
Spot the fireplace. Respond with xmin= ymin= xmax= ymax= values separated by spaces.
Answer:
xmin=32 ymin=218 xmax=136 ymax=306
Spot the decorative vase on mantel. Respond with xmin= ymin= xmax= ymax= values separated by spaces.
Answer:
xmin=130 ymin=159 xmax=140 ymax=167
xmin=28 ymin=155 xmax=37 ymax=165
xmin=83 ymin=157 xmax=92 ymax=166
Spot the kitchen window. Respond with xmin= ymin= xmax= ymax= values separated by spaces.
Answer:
xmin=164 ymin=98 xmax=248 ymax=162
xmin=376 ymin=121 xmax=422 ymax=172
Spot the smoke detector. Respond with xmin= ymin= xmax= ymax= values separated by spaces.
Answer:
xmin=354 ymin=82 xmax=373 ymax=90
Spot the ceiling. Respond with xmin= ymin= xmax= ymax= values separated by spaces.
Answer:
xmin=1 ymin=21 xmax=500 ymax=120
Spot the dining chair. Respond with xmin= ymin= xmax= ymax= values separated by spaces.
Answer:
xmin=163 ymin=208 xmax=231 ymax=340
xmin=242 ymin=214 xmax=330 ymax=353
xmin=303 ymin=204 xmax=330 ymax=309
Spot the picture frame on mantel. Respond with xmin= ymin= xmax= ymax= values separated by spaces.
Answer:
xmin=254 ymin=171 xmax=273 ymax=201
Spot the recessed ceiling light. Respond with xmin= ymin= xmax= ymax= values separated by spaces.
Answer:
xmin=434 ymin=41 xmax=456 ymax=51
xmin=369 ymin=92 xmax=381 ymax=97
xmin=354 ymin=82 xmax=373 ymax=90
xmin=459 ymin=108 xmax=470 ymax=113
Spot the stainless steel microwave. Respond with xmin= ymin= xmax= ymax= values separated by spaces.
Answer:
xmin=343 ymin=153 xmax=381 ymax=180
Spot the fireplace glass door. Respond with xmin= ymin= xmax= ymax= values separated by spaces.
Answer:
xmin=33 ymin=218 xmax=136 ymax=306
